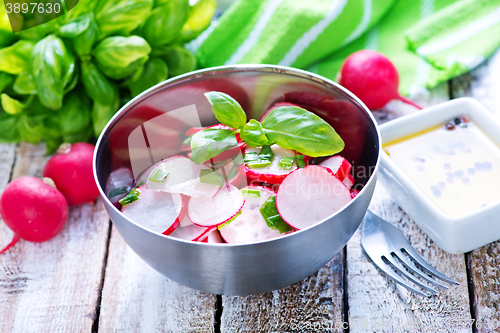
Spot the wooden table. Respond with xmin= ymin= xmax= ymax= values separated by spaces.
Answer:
xmin=1 ymin=50 xmax=500 ymax=333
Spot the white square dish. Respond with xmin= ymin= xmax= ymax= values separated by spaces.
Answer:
xmin=379 ymin=97 xmax=500 ymax=254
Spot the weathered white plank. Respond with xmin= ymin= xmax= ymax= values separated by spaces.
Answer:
xmin=347 ymin=183 xmax=471 ymax=333
xmin=0 ymin=143 xmax=110 ymax=333
xmin=99 ymin=225 xmax=216 ymax=333
xmin=347 ymin=86 xmax=473 ymax=332
xmin=452 ymin=47 xmax=500 ymax=333
xmin=220 ymin=251 xmax=345 ymax=333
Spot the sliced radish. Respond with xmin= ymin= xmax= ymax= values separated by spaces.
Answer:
xmin=169 ymin=215 xmax=216 ymax=241
xmin=106 ymin=167 xmax=135 ymax=207
xmin=319 ymin=155 xmax=352 ymax=181
xmin=343 ymin=174 xmax=355 ymax=189
xmin=205 ymin=229 xmax=223 ymax=243
xmin=146 ymin=155 xmax=220 ymax=198
xmin=219 ymin=186 xmax=284 ymax=244
xmin=244 ymin=145 xmax=310 ymax=185
xmin=221 ymin=159 xmax=247 ymax=187
xmin=121 ymin=186 xmax=186 ymax=235
xmin=259 ymin=102 xmax=300 ymax=122
xmin=350 ymin=188 xmax=360 ymax=199
xmin=188 ymin=184 xmax=244 ymax=227
xmin=276 ymin=166 xmax=352 ymax=230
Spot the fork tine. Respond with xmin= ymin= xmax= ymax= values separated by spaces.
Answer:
xmin=382 ymin=254 xmax=438 ymax=295
xmin=393 ymin=250 xmax=449 ymax=290
xmin=401 ymin=247 xmax=459 ymax=285
xmin=363 ymin=248 xmax=428 ymax=297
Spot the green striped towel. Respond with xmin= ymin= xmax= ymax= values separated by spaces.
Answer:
xmin=193 ymin=0 xmax=500 ymax=97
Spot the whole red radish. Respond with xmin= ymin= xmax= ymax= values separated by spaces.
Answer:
xmin=0 ymin=176 xmax=68 ymax=254
xmin=43 ymin=142 xmax=100 ymax=206
xmin=338 ymin=50 xmax=421 ymax=110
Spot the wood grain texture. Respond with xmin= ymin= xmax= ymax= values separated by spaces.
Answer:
xmin=452 ymin=48 xmax=500 ymax=332
xmin=220 ymin=251 xmax=345 ymax=333
xmin=98 ymin=225 xmax=217 ymax=333
xmin=346 ymin=86 xmax=474 ymax=332
xmin=0 ymin=143 xmax=111 ymax=333
xmin=347 ymin=183 xmax=472 ymax=333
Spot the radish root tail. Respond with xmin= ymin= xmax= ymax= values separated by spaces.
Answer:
xmin=0 ymin=234 xmax=20 ymax=255
xmin=398 ymin=94 xmax=423 ymax=110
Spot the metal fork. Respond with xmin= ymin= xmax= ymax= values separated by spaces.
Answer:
xmin=361 ymin=210 xmax=459 ymax=296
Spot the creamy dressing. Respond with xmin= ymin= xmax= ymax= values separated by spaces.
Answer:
xmin=384 ymin=117 xmax=500 ymax=218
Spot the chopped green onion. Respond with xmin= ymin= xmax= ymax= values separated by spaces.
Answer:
xmin=294 ymin=154 xmax=306 ymax=168
xmin=242 ymin=188 xmax=260 ymax=198
xmin=119 ymin=188 xmax=141 ymax=206
xmin=247 ymin=159 xmax=272 ymax=168
xmin=182 ymin=135 xmax=193 ymax=146
xmin=259 ymin=196 xmax=293 ymax=234
xmin=279 ymin=157 xmax=294 ymax=170
xmin=218 ymin=211 xmax=242 ymax=230
xmin=108 ymin=186 xmax=130 ymax=198
xmin=148 ymin=168 xmax=169 ymax=183
xmin=199 ymin=169 xmax=224 ymax=186
xmin=243 ymin=152 xmax=259 ymax=162
xmin=259 ymin=145 xmax=274 ymax=160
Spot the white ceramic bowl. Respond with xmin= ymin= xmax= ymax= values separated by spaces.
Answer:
xmin=379 ymin=97 xmax=500 ymax=254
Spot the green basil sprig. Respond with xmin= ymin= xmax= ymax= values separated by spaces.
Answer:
xmin=179 ymin=0 xmax=216 ymax=42
xmin=30 ymin=35 xmax=76 ymax=110
xmin=261 ymin=106 xmax=344 ymax=157
xmin=141 ymin=0 xmax=189 ymax=47
xmin=0 ymin=40 xmax=36 ymax=75
xmin=94 ymin=0 xmax=153 ymax=38
xmin=127 ymin=57 xmax=168 ymax=97
xmin=190 ymin=128 xmax=237 ymax=165
xmin=13 ymin=71 xmax=37 ymax=95
xmin=93 ymin=36 xmax=152 ymax=80
xmin=204 ymin=91 xmax=247 ymax=130
xmin=153 ymin=46 xmax=195 ymax=78
xmin=81 ymin=61 xmax=116 ymax=105
xmin=201 ymin=91 xmax=344 ymax=158
xmin=240 ymin=119 xmax=274 ymax=146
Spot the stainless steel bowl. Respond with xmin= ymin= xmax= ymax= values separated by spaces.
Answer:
xmin=93 ymin=65 xmax=381 ymax=295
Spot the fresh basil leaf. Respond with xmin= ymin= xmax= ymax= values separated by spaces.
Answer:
xmin=128 ymin=57 xmax=168 ymax=97
xmin=240 ymin=119 xmax=274 ymax=146
xmin=57 ymin=15 xmax=91 ymax=38
xmin=95 ymin=0 xmax=153 ymax=37
xmin=93 ymin=36 xmax=151 ymax=80
xmin=179 ymin=0 xmax=216 ymax=42
xmin=204 ymin=91 xmax=247 ymax=129
xmin=0 ymin=73 xmax=14 ymax=94
xmin=154 ymin=45 xmax=195 ymax=78
xmin=1 ymin=94 xmax=24 ymax=115
xmin=58 ymin=90 xmax=92 ymax=142
xmin=30 ymin=35 xmax=76 ymax=110
xmin=261 ymin=106 xmax=344 ymax=157
xmin=141 ymin=0 xmax=189 ymax=47
xmin=259 ymin=195 xmax=292 ymax=234
xmin=190 ymin=128 xmax=237 ymax=164
xmin=0 ymin=112 xmax=21 ymax=142
xmin=81 ymin=61 xmax=116 ymax=105
xmin=92 ymin=85 xmax=120 ymax=137
xmin=73 ymin=13 xmax=99 ymax=58
xmin=13 ymin=71 xmax=37 ymax=95
xmin=0 ymin=40 xmax=35 ymax=75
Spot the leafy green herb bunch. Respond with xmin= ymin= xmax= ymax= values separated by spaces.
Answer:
xmin=0 ymin=0 xmax=216 ymax=152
